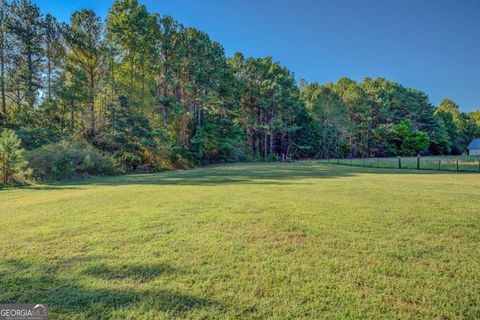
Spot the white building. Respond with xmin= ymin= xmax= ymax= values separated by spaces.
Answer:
xmin=468 ymin=139 xmax=480 ymax=155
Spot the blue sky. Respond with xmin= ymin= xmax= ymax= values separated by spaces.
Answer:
xmin=33 ymin=0 xmax=480 ymax=111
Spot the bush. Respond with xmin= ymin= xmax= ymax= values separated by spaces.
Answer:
xmin=25 ymin=141 xmax=116 ymax=181
xmin=0 ymin=129 xmax=32 ymax=186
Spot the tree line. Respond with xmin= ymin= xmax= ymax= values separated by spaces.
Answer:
xmin=0 ymin=0 xmax=479 ymax=185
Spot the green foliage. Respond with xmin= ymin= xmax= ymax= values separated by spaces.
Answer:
xmin=231 ymin=56 xmax=305 ymax=161
xmin=106 ymin=0 xmax=158 ymax=112
xmin=98 ymin=95 xmax=159 ymax=172
xmin=471 ymin=110 xmax=480 ymax=127
xmin=0 ymin=128 xmax=31 ymax=185
xmin=300 ymin=82 xmax=348 ymax=158
xmin=64 ymin=9 xmax=104 ymax=134
xmin=7 ymin=0 xmax=43 ymax=111
xmin=0 ymin=0 xmax=10 ymax=122
xmin=298 ymin=78 xmax=476 ymax=158
xmin=0 ymin=0 xmax=479 ymax=183
xmin=15 ymin=127 xmax=61 ymax=149
xmin=391 ymin=120 xmax=430 ymax=156
xmin=24 ymin=140 xmax=115 ymax=180
xmin=433 ymin=98 xmax=474 ymax=154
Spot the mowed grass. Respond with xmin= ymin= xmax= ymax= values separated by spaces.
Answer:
xmin=1 ymin=162 xmax=479 ymax=319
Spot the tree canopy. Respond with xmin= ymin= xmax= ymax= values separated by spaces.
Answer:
xmin=0 ymin=0 xmax=479 ymax=181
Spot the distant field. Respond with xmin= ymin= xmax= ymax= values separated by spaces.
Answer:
xmin=1 ymin=162 xmax=479 ymax=319
xmin=323 ymin=155 xmax=480 ymax=172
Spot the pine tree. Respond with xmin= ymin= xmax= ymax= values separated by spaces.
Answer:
xmin=0 ymin=129 xmax=31 ymax=185
xmin=8 ymin=0 xmax=44 ymax=111
xmin=106 ymin=0 xmax=159 ymax=113
xmin=64 ymin=9 xmax=104 ymax=134
xmin=43 ymin=13 xmax=63 ymax=100
xmin=108 ymin=95 xmax=157 ymax=171
xmin=0 ymin=0 xmax=10 ymax=121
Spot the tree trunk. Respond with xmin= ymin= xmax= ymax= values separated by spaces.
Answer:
xmin=264 ymin=131 xmax=267 ymax=159
xmin=270 ymin=130 xmax=274 ymax=155
xmin=197 ymin=99 xmax=201 ymax=126
xmin=0 ymin=64 xmax=5 ymax=120
xmin=0 ymin=38 xmax=5 ymax=119
xmin=81 ymin=109 xmax=85 ymax=133
xmin=47 ymin=56 xmax=51 ymax=100
xmin=27 ymin=50 xmax=35 ymax=110
xmin=284 ymin=132 xmax=290 ymax=161
xmin=367 ymin=120 xmax=371 ymax=157
xmin=3 ymin=166 xmax=8 ymax=185
xmin=70 ymin=103 xmax=75 ymax=132
xmin=256 ymin=106 xmax=261 ymax=158
xmin=89 ymin=73 xmax=95 ymax=134
xmin=141 ymin=63 xmax=145 ymax=114
xmin=322 ymin=125 xmax=327 ymax=158
xmin=130 ymin=50 xmax=134 ymax=88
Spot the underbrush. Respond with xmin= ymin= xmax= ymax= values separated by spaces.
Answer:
xmin=24 ymin=140 xmax=116 ymax=181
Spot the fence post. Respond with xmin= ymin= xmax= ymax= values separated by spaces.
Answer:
xmin=398 ymin=157 xmax=401 ymax=169
xmin=456 ymin=160 xmax=459 ymax=172
xmin=337 ymin=158 xmax=340 ymax=165
xmin=417 ymin=155 xmax=420 ymax=170
xmin=438 ymin=160 xmax=441 ymax=171
xmin=478 ymin=160 xmax=480 ymax=173
xmin=364 ymin=158 xmax=366 ymax=167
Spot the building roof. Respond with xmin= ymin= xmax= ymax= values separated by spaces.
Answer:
xmin=468 ymin=139 xmax=480 ymax=149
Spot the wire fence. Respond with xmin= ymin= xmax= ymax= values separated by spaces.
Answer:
xmin=320 ymin=155 xmax=480 ymax=173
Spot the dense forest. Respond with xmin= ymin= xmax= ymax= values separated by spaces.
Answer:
xmin=1 ymin=0 xmax=479 ymax=185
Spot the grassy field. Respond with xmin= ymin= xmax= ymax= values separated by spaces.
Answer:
xmin=1 ymin=162 xmax=479 ymax=319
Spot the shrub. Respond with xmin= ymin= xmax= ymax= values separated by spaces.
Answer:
xmin=0 ymin=129 xmax=32 ymax=186
xmin=25 ymin=141 xmax=116 ymax=181
xmin=391 ymin=120 xmax=430 ymax=156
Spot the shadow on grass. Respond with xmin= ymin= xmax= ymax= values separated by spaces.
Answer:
xmin=83 ymin=262 xmax=183 ymax=281
xmin=20 ymin=185 xmax=81 ymax=190
xmin=27 ymin=162 xmax=353 ymax=189
xmin=0 ymin=256 xmax=225 ymax=318
xmin=22 ymin=161 xmax=470 ymax=191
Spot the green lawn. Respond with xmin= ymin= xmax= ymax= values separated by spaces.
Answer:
xmin=1 ymin=162 xmax=479 ymax=319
